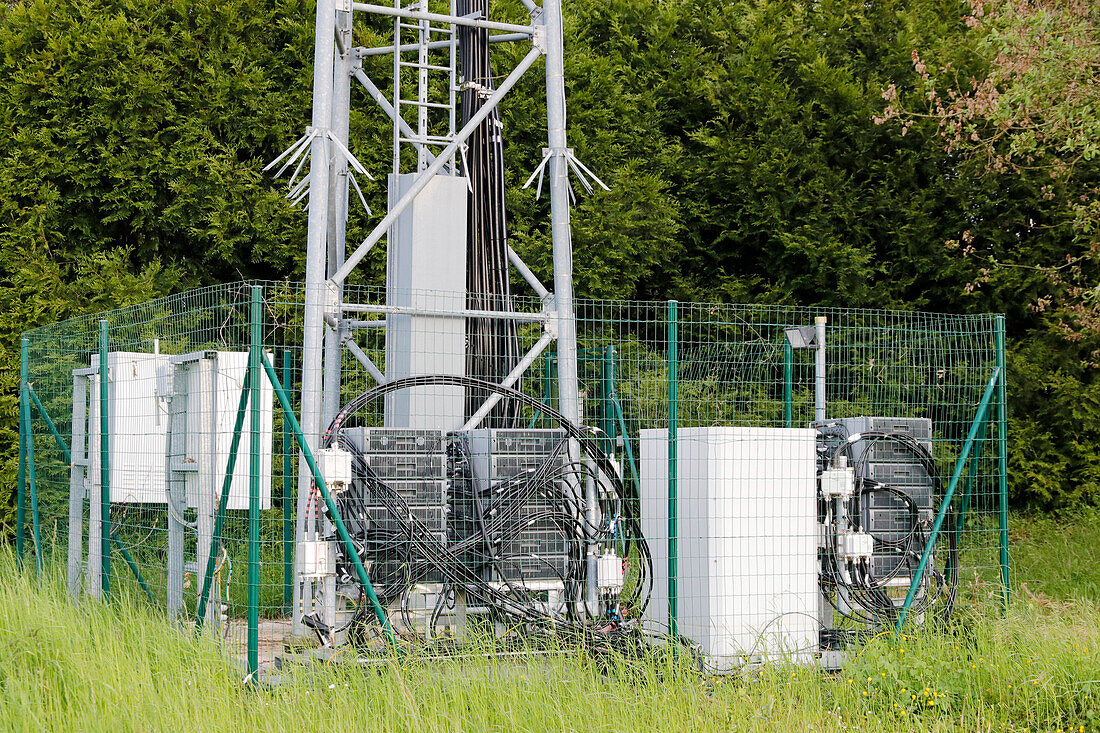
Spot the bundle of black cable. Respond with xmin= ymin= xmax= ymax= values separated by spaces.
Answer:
xmin=459 ymin=0 xmax=522 ymax=427
xmin=319 ymin=376 xmax=655 ymax=644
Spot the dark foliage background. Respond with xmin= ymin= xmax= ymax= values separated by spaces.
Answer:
xmin=1 ymin=0 xmax=1096 ymax=525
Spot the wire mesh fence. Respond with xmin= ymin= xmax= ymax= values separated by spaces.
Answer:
xmin=16 ymin=281 xmax=1007 ymax=675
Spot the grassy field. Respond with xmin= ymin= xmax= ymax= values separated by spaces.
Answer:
xmin=1 ymin=511 xmax=1098 ymax=732
xmin=1010 ymin=507 xmax=1100 ymax=602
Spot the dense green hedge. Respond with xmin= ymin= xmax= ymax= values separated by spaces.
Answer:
xmin=2 ymin=0 xmax=1098 ymax=529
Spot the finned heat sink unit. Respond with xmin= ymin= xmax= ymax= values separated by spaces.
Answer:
xmin=333 ymin=427 xmax=449 ymax=589
xmin=816 ymin=416 xmax=934 ymax=588
xmin=448 ymin=428 xmax=571 ymax=586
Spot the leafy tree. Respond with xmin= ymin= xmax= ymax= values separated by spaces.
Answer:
xmin=0 ymin=0 xmax=318 ymax=526
xmin=1 ymin=0 xmax=1097 ymax=527
xmin=875 ymin=0 xmax=1100 ymax=506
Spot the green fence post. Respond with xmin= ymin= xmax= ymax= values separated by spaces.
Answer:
xmin=783 ymin=339 xmax=793 ymax=428
xmin=23 ymin=373 xmax=41 ymax=577
xmin=667 ymin=300 xmax=679 ymax=637
xmin=98 ymin=319 xmax=111 ymax=599
xmin=16 ymin=337 xmax=28 ymax=567
xmin=247 ymin=285 xmax=262 ymax=679
xmin=283 ymin=350 xmax=294 ymax=614
xmin=995 ymin=315 xmax=1010 ymax=614
xmin=896 ymin=366 xmax=1000 ymax=631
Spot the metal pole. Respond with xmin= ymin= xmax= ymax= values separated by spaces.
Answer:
xmin=896 ymin=366 xmax=1000 ymax=630
xmin=355 ymin=31 xmax=531 ymax=58
xmin=542 ymin=0 xmax=588 ymax=619
xmin=323 ymin=7 xmax=353 ymax=427
xmin=350 ymin=2 xmax=534 ymax=34
xmin=542 ymin=0 xmax=581 ymax=433
xmin=248 ymin=286 xmax=262 ymax=678
xmin=666 ymin=300 xmax=678 ymax=637
xmin=98 ymin=319 xmax=111 ymax=599
xmin=814 ymin=316 xmax=826 ymax=424
xmin=995 ymin=314 xmax=1010 ymax=614
xmin=783 ymin=339 xmax=793 ymax=428
xmin=344 ymin=337 xmax=387 ymax=384
xmin=296 ymin=0 xmax=338 ymax=637
xmin=16 ymin=337 xmax=27 ymax=566
xmin=68 ymin=375 xmax=87 ymax=597
xmin=321 ymin=10 xmax=352 ymax=641
xmin=283 ymin=350 xmax=294 ymax=613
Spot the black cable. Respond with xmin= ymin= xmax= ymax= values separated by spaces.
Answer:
xmin=318 ymin=375 xmax=653 ymax=644
xmin=820 ymin=429 xmax=959 ymax=629
xmin=459 ymin=0 xmax=520 ymax=427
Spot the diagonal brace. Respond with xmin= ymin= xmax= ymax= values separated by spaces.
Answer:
xmin=195 ymin=369 xmax=253 ymax=631
xmin=462 ymin=330 xmax=556 ymax=430
xmin=353 ymin=68 xmax=437 ymax=166
xmin=332 ymin=46 xmax=543 ymax=285
xmin=29 ymin=383 xmax=156 ymax=604
xmin=895 ymin=366 xmax=1000 ymax=631
xmin=28 ymin=384 xmax=71 ymax=463
xmin=259 ymin=350 xmax=398 ymax=646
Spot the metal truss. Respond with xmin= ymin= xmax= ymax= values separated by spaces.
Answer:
xmin=269 ymin=0 xmax=597 ymax=635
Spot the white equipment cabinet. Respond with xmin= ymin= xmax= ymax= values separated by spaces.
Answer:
xmin=73 ymin=350 xmax=274 ymax=509
xmin=72 ymin=351 xmax=170 ymax=599
xmin=165 ymin=350 xmax=273 ymax=513
xmin=164 ymin=350 xmax=274 ymax=627
xmin=68 ymin=349 xmax=274 ymax=623
xmin=640 ymin=427 xmax=819 ymax=670
xmin=84 ymin=352 xmax=169 ymax=503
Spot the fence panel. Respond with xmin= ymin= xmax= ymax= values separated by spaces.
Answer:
xmin=18 ymin=281 xmax=1007 ymax=674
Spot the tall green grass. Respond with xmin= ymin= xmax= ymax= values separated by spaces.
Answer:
xmin=1011 ymin=506 xmax=1100 ymax=602
xmin=2 ymin=512 xmax=1099 ymax=732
